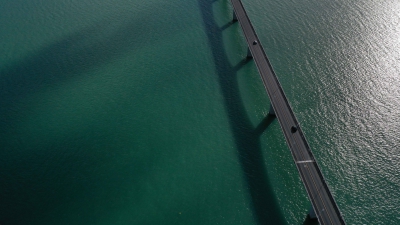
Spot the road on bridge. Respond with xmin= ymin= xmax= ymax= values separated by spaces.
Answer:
xmin=230 ymin=0 xmax=346 ymax=224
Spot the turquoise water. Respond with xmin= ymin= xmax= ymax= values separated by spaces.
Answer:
xmin=0 ymin=0 xmax=399 ymax=224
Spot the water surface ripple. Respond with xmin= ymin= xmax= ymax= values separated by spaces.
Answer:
xmin=0 ymin=0 xmax=399 ymax=224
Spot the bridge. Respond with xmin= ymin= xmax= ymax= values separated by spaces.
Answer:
xmin=230 ymin=0 xmax=346 ymax=224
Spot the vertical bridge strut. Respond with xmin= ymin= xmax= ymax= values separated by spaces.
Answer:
xmin=230 ymin=1 xmax=346 ymax=224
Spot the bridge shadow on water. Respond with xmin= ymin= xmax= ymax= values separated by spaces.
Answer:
xmin=303 ymin=216 xmax=319 ymax=225
xmin=198 ymin=0 xmax=286 ymax=224
xmin=0 ymin=5 xmax=186 ymax=224
xmin=0 ymin=5 xmax=177 ymax=129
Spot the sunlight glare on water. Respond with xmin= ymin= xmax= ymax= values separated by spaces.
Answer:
xmin=0 ymin=0 xmax=399 ymax=224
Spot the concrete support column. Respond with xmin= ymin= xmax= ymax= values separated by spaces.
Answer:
xmin=247 ymin=47 xmax=252 ymax=58
xmin=269 ymin=103 xmax=275 ymax=116
xmin=232 ymin=11 xmax=237 ymax=22
xmin=308 ymin=206 xmax=317 ymax=219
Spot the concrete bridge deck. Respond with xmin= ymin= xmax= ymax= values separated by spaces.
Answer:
xmin=230 ymin=0 xmax=346 ymax=224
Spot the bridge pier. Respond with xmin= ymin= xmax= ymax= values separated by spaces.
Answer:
xmin=232 ymin=10 xmax=237 ymax=22
xmin=247 ymin=47 xmax=252 ymax=58
xmin=269 ymin=103 xmax=275 ymax=116
xmin=308 ymin=206 xmax=317 ymax=219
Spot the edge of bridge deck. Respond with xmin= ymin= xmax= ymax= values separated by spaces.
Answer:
xmin=229 ymin=0 xmax=346 ymax=224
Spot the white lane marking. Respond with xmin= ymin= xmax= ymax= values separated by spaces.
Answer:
xmin=296 ymin=160 xmax=315 ymax=164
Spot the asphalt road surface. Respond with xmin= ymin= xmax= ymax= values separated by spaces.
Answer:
xmin=230 ymin=0 xmax=346 ymax=224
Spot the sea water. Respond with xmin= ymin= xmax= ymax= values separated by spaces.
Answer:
xmin=0 ymin=0 xmax=399 ymax=224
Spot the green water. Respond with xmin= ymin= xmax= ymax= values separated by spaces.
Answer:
xmin=1 ymin=0 xmax=399 ymax=224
